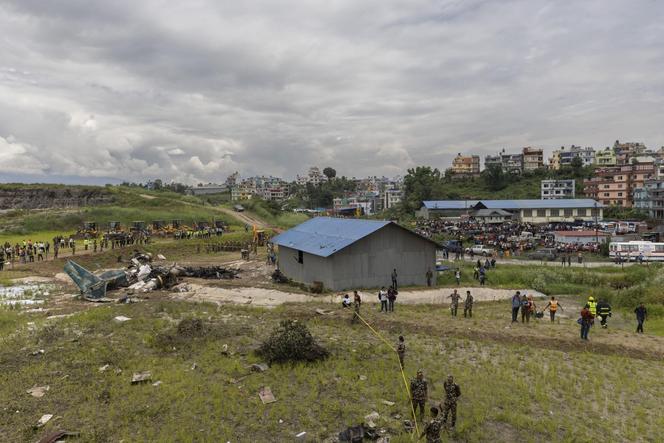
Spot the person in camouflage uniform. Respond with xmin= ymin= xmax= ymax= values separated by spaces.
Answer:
xmin=463 ymin=291 xmax=474 ymax=318
xmin=410 ymin=369 xmax=428 ymax=419
xmin=420 ymin=406 xmax=443 ymax=443
xmin=351 ymin=291 xmax=361 ymax=324
xmin=448 ymin=289 xmax=461 ymax=316
xmin=440 ymin=374 xmax=461 ymax=430
xmin=397 ymin=335 xmax=406 ymax=367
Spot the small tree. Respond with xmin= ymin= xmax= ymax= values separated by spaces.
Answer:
xmin=257 ymin=320 xmax=329 ymax=364
xmin=323 ymin=167 xmax=337 ymax=180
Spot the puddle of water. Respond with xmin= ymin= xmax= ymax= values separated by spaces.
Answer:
xmin=0 ymin=284 xmax=51 ymax=306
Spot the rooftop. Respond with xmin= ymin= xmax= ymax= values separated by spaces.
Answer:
xmin=423 ymin=199 xmax=604 ymax=210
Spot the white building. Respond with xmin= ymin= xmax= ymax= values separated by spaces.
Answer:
xmin=381 ymin=188 xmax=403 ymax=210
xmin=541 ymin=179 xmax=575 ymax=199
xmin=297 ymin=167 xmax=328 ymax=186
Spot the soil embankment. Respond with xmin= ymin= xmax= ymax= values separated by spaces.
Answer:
xmin=0 ymin=186 xmax=113 ymax=210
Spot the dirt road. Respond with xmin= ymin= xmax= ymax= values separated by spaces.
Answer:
xmin=173 ymin=284 xmax=543 ymax=307
xmin=215 ymin=207 xmax=275 ymax=231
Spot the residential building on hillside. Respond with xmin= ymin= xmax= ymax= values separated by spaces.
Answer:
xmin=595 ymin=147 xmax=617 ymax=166
xmin=484 ymin=149 xmax=524 ymax=173
xmin=381 ymin=188 xmax=403 ymax=210
xmin=522 ymin=147 xmax=544 ymax=171
xmin=418 ymin=199 xmax=603 ymax=223
xmin=187 ymin=184 xmax=229 ymax=196
xmin=502 ymin=152 xmax=524 ymax=174
xmin=634 ymin=180 xmax=664 ymax=219
xmin=225 ymin=172 xmax=239 ymax=187
xmin=484 ymin=154 xmax=502 ymax=169
xmin=450 ymin=153 xmax=480 ymax=176
xmin=583 ymin=160 xmax=657 ymax=207
xmin=541 ymin=179 xmax=575 ymax=199
xmin=614 ymin=140 xmax=647 ymax=165
xmin=297 ymin=166 xmax=328 ymax=186
xmin=549 ymin=146 xmax=595 ymax=170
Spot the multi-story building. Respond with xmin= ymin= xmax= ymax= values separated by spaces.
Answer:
xmin=297 ymin=167 xmax=328 ymax=186
xmin=613 ymin=140 xmax=647 ymax=165
xmin=541 ymin=179 xmax=575 ymax=199
xmin=230 ymin=183 xmax=255 ymax=201
xmin=522 ymin=147 xmax=544 ymax=171
xmin=450 ymin=153 xmax=480 ymax=176
xmin=187 ymin=184 xmax=229 ymax=196
xmin=549 ymin=146 xmax=596 ymax=170
xmin=484 ymin=154 xmax=502 ymax=170
xmin=501 ymin=152 xmax=524 ymax=174
xmin=225 ymin=172 xmax=239 ymax=187
xmin=583 ymin=160 xmax=656 ymax=207
xmin=595 ymin=147 xmax=617 ymax=167
xmin=381 ymin=188 xmax=403 ymax=210
xmin=633 ymin=180 xmax=664 ymax=219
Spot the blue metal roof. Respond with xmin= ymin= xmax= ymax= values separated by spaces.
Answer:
xmin=424 ymin=199 xmax=604 ymax=210
xmin=271 ymin=217 xmax=391 ymax=258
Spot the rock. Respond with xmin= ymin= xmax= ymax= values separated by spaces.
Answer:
xmin=359 ymin=375 xmax=367 ymax=381
xmin=152 ymin=381 xmax=162 ymax=387
xmin=131 ymin=371 xmax=152 ymax=384
xmin=27 ymin=386 xmax=49 ymax=398
xmin=114 ymin=316 xmax=131 ymax=322
xmin=365 ymin=411 xmax=380 ymax=427
xmin=251 ymin=363 xmax=269 ymax=372
xmin=35 ymin=414 xmax=53 ymax=428
xmin=381 ymin=400 xmax=395 ymax=407
xmin=295 ymin=431 xmax=307 ymax=438
xmin=98 ymin=364 xmax=110 ymax=372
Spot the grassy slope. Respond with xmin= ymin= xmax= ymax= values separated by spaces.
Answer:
xmin=1 ymin=299 xmax=663 ymax=442
xmin=0 ymin=187 xmax=241 ymax=241
xmin=224 ymin=200 xmax=309 ymax=230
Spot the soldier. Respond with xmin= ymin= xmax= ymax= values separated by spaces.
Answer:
xmin=410 ymin=369 xmax=428 ymax=419
xmin=397 ymin=335 xmax=406 ymax=367
xmin=463 ymin=291 xmax=473 ymax=318
xmin=420 ymin=406 xmax=443 ymax=443
xmin=448 ymin=289 xmax=461 ymax=317
xmin=440 ymin=375 xmax=461 ymax=430
xmin=0 ymin=247 xmax=4 ymax=271
xmin=351 ymin=291 xmax=361 ymax=324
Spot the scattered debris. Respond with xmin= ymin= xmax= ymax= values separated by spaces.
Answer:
xmin=381 ymin=400 xmax=395 ymax=407
xmin=364 ymin=411 xmax=380 ymax=428
xmin=157 ymin=254 xmax=167 ymax=261
xmin=191 ymin=362 xmax=198 ymax=370
xmin=221 ymin=344 xmax=230 ymax=356
xmin=131 ymin=371 xmax=152 ymax=384
xmin=98 ymin=364 xmax=110 ymax=372
xmin=251 ymin=363 xmax=269 ymax=373
xmin=315 ymin=308 xmax=332 ymax=315
xmin=37 ymin=430 xmax=80 ymax=443
xmin=27 ymin=386 xmax=50 ymax=398
xmin=358 ymin=375 xmax=367 ymax=381
xmin=113 ymin=316 xmax=131 ymax=322
xmin=403 ymin=420 xmax=414 ymax=432
xmin=152 ymin=381 xmax=162 ymax=387
xmin=295 ymin=431 xmax=307 ymax=438
xmin=35 ymin=414 xmax=53 ymax=428
xmin=258 ymin=386 xmax=277 ymax=404
xmin=271 ymin=269 xmax=288 ymax=283
xmin=339 ymin=425 xmax=365 ymax=442
xmin=31 ymin=349 xmax=45 ymax=356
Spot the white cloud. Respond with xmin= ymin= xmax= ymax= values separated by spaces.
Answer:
xmin=0 ymin=0 xmax=663 ymax=183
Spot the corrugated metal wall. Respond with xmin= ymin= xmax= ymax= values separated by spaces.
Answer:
xmin=277 ymin=224 xmax=436 ymax=291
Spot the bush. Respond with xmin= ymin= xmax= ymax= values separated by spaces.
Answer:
xmin=257 ymin=320 xmax=329 ymax=364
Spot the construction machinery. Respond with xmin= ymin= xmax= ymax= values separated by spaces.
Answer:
xmin=131 ymin=221 xmax=147 ymax=232
xmin=109 ymin=221 xmax=122 ymax=232
xmin=74 ymin=221 xmax=99 ymax=239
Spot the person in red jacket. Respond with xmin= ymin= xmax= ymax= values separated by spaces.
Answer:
xmin=580 ymin=304 xmax=594 ymax=340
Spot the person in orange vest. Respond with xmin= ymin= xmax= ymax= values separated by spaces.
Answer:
xmin=543 ymin=296 xmax=563 ymax=323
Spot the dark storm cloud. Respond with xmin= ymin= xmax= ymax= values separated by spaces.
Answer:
xmin=0 ymin=0 xmax=663 ymax=183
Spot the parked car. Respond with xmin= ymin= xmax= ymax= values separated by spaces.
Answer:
xmin=233 ymin=204 xmax=245 ymax=212
xmin=468 ymin=245 xmax=494 ymax=256
xmin=444 ymin=240 xmax=463 ymax=253
xmin=527 ymin=248 xmax=558 ymax=261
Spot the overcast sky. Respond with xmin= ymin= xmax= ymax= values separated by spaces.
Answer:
xmin=1 ymin=0 xmax=663 ymax=184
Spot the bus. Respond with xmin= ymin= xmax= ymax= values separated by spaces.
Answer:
xmin=609 ymin=241 xmax=664 ymax=262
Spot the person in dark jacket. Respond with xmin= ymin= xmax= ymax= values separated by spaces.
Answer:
xmin=596 ymin=300 xmax=612 ymax=328
xmin=511 ymin=291 xmax=521 ymax=322
xmin=580 ymin=304 xmax=593 ymax=340
xmin=635 ymin=303 xmax=647 ymax=333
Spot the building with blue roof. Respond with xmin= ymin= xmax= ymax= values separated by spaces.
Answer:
xmin=271 ymin=217 xmax=439 ymax=291
xmin=418 ymin=199 xmax=604 ymax=223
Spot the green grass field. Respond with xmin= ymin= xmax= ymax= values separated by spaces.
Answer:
xmin=1 ymin=298 xmax=662 ymax=442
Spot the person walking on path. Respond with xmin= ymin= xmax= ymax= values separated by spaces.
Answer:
xmin=379 ymin=287 xmax=388 ymax=312
xmin=410 ymin=370 xmax=428 ymax=420
xmin=511 ymin=291 xmax=521 ymax=323
xmin=635 ymin=303 xmax=647 ymax=333
xmin=454 ymin=268 xmax=461 ymax=286
xmin=440 ymin=375 xmax=461 ymax=430
xmin=597 ymin=299 xmax=612 ymax=328
xmin=463 ymin=291 xmax=473 ymax=318
xmin=580 ymin=304 xmax=593 ymax=340
xmin=448 ymin=289 xmax=461 ymax=317
xmin=391 ymin=268 xmax=398 ymax=291
xmin=543 ymin=296 xmax=562 ymax=323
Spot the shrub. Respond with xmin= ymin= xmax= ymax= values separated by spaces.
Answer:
xmin=257 ymin=320 xmax=329 ymax=364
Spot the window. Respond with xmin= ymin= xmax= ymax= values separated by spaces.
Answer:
xmin=550 ymin=209 xmax=559 ymax=216
xmin=564 ymin=209 xmax=573 ymax=217
xmin=537 ymin=209 xmax=546 ymax=217
xmin=618 ymin=192 xmax=623 ymax=197
xmin=523 ymin=209 xmax=532 ymax=217
xmin=297 ymin=250 xmax=304 ymax=264
xmin=603 ymin=193 xmax=610 ymax=197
